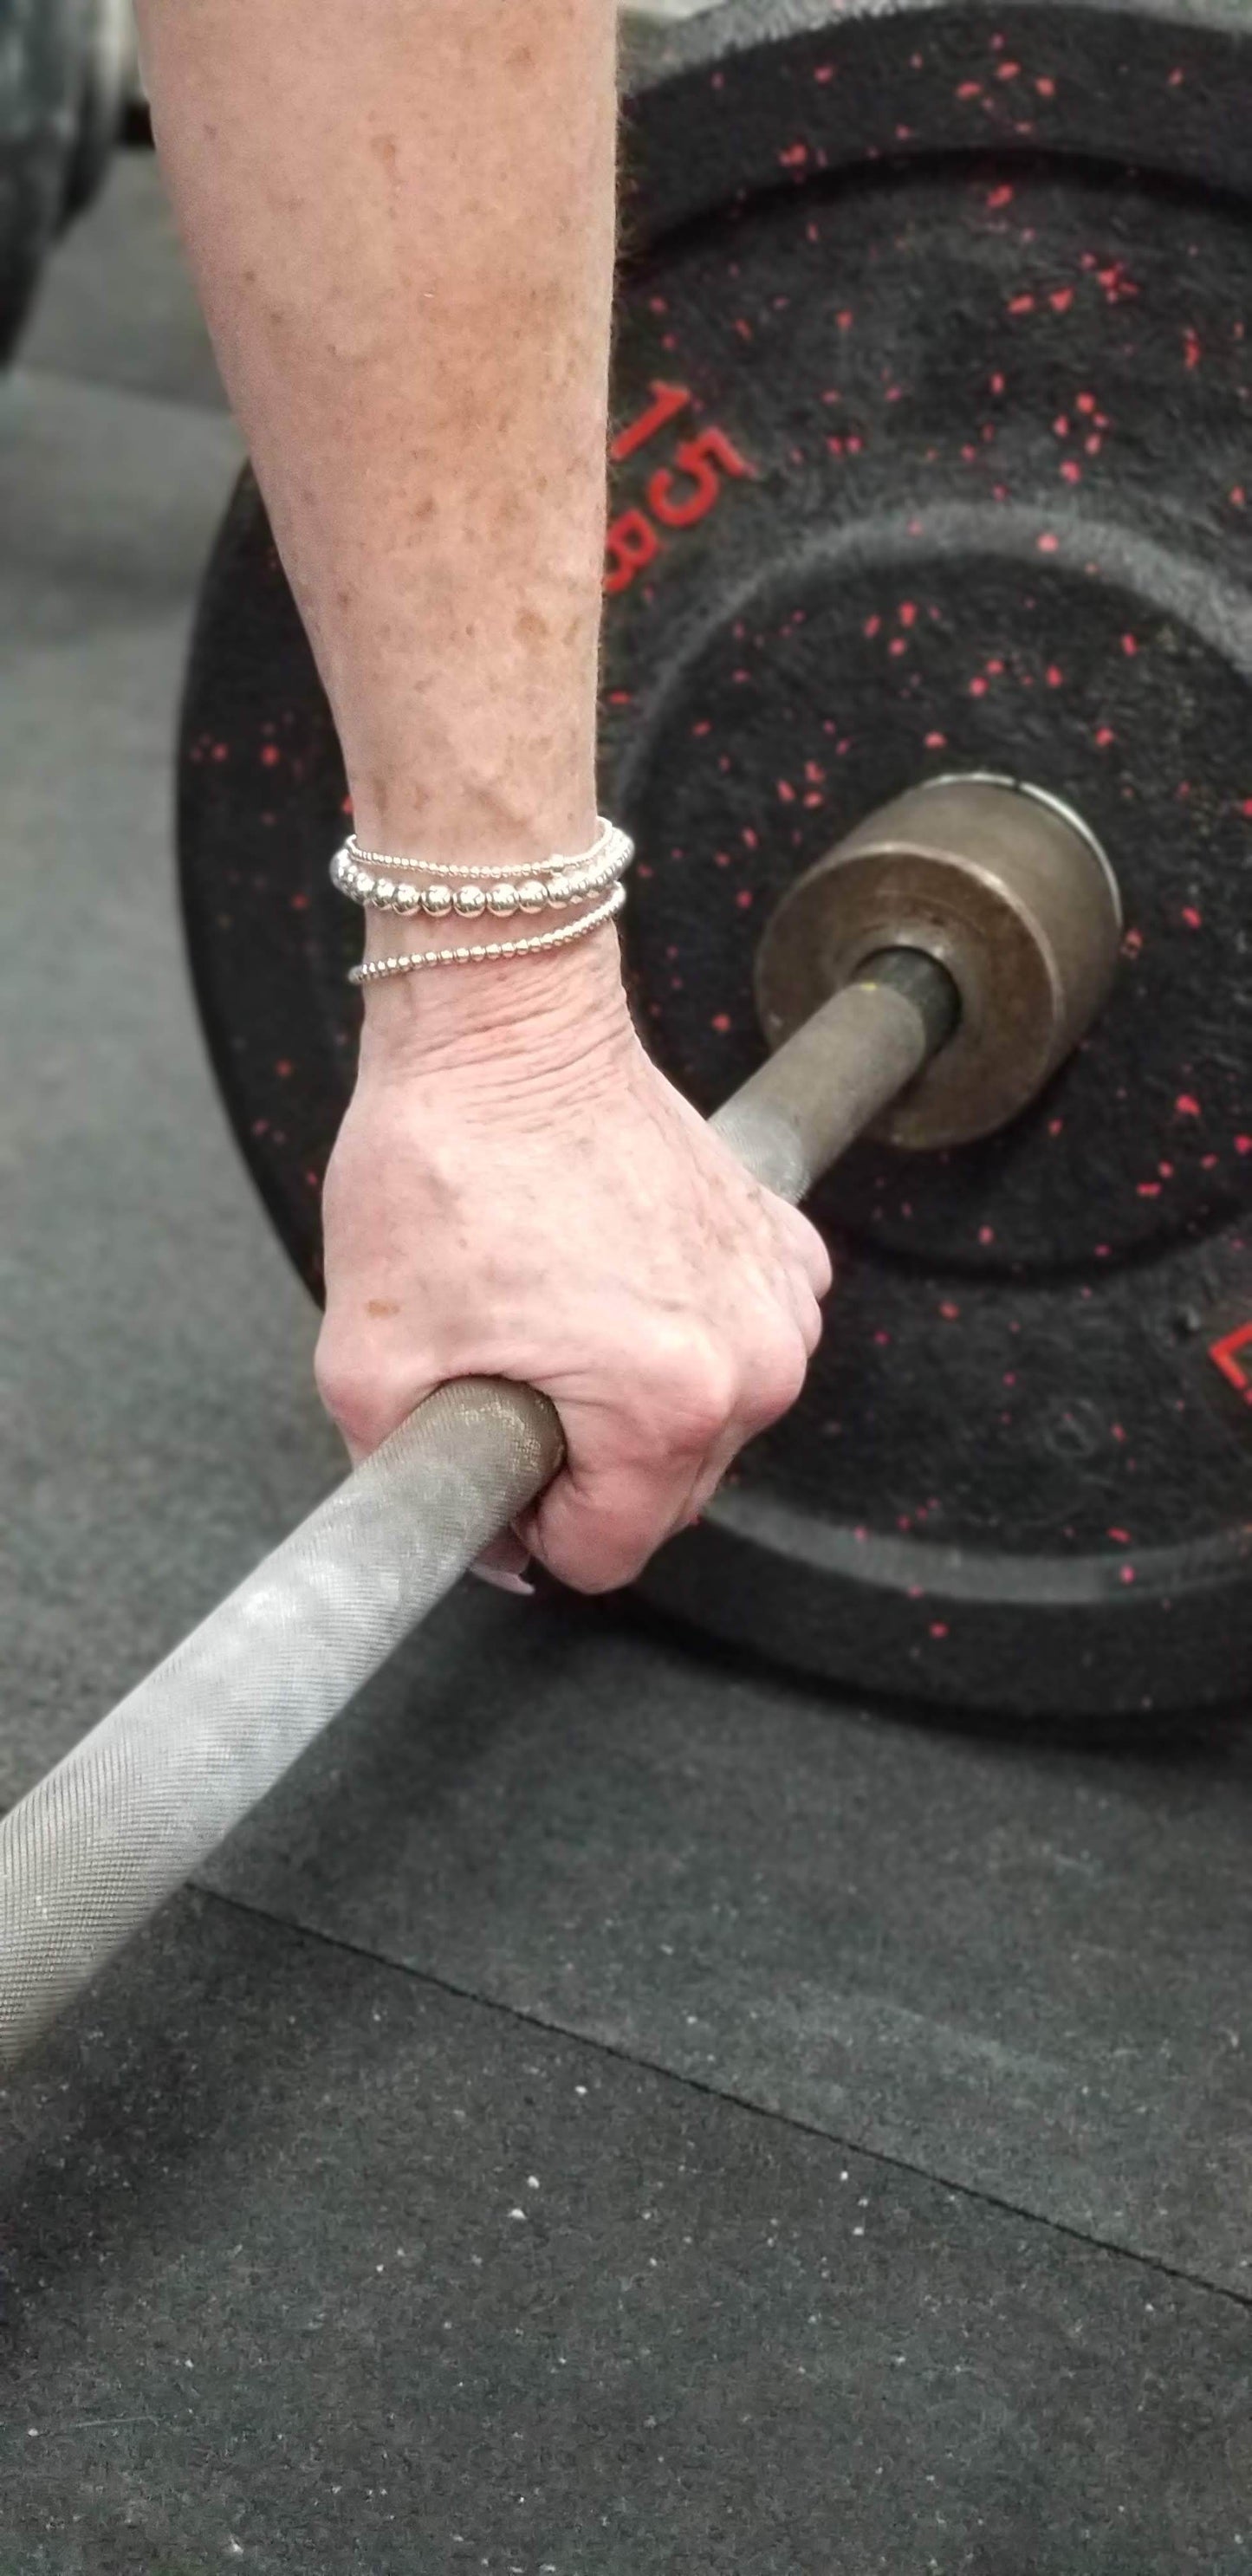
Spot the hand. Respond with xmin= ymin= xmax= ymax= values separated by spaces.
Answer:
xmin=315 ymin=938 xmax=833 ymax=1594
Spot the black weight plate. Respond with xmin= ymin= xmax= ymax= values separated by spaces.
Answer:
xmin=178 ymin=0 xmax=1252 ymax=1717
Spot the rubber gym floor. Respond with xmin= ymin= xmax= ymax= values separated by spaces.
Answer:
xmin=2 ymin=145 xmax=1251 ymax=2576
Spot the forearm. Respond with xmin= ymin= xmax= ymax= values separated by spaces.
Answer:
xmin=136 ymin=0 xmax=617 ymax=927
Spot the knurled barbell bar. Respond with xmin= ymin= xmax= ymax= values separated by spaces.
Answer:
xmin=0 ymin=783 xmax=1120 ymax=2068
xmin=177 ymin=0 xmax=1252 ymax=1717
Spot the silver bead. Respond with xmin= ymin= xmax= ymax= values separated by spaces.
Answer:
xmin=394 ymin=882 xmax=421 ymax=914
xmin=356 ymin=871 xmax=375 ymax=899
xmin=424 ymin=884 xmax=453 ymax=918
xmin=454 ymin=885 xmax=487 ymax=918
xmin=373 ymin=878 xmax=396 ymax=907
xmin=487 ymin=883 xmax=520 ymax=918
xmin=517 ymin=879 xmax=548 ymax=914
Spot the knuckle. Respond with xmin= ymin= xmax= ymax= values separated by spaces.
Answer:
xmin=746 ymin=1327 xmax=809 ymax=1426
xmin=658 ymin=1350 xmax=739 ymax=1452
xmin=314 ymin=1337 xmax=393 ymax=1452
xmin=627 ymin=1326 xmax=739 ymax=1454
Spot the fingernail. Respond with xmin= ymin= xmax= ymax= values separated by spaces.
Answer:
xmin=469 ymin=1561 xmax=536 ymax=1598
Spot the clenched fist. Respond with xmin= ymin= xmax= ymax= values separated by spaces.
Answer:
xmin=315 ymin=932 xmax=832 ymax=1594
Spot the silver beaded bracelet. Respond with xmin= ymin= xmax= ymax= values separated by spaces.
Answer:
xmin=348 ymin=879 xmax=627 ymax=985
xmin=333 ymin=817 xmax=633 ymax=923
xmin=345 ymin=814 xmax=623 ymax=881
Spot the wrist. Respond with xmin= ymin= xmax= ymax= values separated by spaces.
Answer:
xmin=355 ymin=912 xmax=637 ymax=1089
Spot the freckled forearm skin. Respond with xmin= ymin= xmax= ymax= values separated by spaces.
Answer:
xmin=135 ymin=0 xmax=616 ymax=879
xmin=135 ymin=0 xmax=834 ymax=1593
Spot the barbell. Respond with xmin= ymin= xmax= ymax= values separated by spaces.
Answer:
xmin=0 ymin=773 xmax=1119 ymax=2068
xmin=177 ymin=0 xmax=1252 ymax=1718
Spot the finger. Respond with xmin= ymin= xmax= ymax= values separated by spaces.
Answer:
xmin=772 ymin=1262 xmax=825 ymax=1360
xmin=775 ymin=1201 xmax=834 ymax=1300
xmin=517 ymin=1448 xmax=709 ymax=1595
xmin=671 ymin=1411 xmax=756 ymax=1535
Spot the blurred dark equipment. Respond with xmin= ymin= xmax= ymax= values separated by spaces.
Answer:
xmin=0 ymin=0 xmax=137 ymax=360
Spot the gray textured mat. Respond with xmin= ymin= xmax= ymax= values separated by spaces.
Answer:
xmin=201 ymin=1585 xmax=1252 ymax=2300
xmin=0 ymin=367 xmax=338 ymax=1801
xmin=3 ymin=1891 xmax=1249 ymax=2576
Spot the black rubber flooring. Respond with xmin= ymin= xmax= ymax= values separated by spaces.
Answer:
xmin=3 ymin=146 xmax=1252 ymax=2576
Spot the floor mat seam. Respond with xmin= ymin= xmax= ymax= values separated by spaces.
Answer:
xmin=193 ymin=1875 xmax=1252 ymax=2319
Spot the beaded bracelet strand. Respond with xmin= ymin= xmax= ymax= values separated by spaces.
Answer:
xmin=343 ymin=814 xmax=624 ymax=882
xmin=331 ymin=829 xmax=630 ymax=923
xmin=347 ymin=879 xmax=627 ymax=984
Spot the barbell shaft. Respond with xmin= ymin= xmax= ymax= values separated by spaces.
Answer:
xmin=0 ymin=951 xmax=957 ymax=2073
